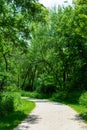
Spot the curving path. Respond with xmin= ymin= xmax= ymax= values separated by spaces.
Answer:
xmin=14 ymin=98 xmax=87 ymax=130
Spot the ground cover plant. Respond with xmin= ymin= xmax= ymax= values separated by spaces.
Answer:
xmin=0 ymin=92 xmax=21 ymax=117
xmin=0 ymin=97 xmax=35 ymax=130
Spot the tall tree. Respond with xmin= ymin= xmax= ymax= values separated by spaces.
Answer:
xmin=0 ymin=0 xmax=48 ymax=91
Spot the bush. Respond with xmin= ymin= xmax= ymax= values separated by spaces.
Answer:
xmin=35 ymin=74 xmax=56 ymax=95
xmin=21 ymin=91 xmax=40 ymax=98
xmin=21 ymin=90 xmax=50 ymax=99
xmin=21 ymin=91 xmax=31 ymax=97
xmin=80 ymin=112 xmax=87 ymax=121
xmin=4 ymin=86 xmax=20 ymax=92
xmin=0 ymin=92 xmax=21 ymax=118
xmin=36 ymin=85 xmax=56 ymax=95
xmin=51 ymin=91 xmax=67 ymax=102
xmin=79 ymin=92 xmax=87 ymax=107
xmin=66 ymin=90 xmax=82 ymax=103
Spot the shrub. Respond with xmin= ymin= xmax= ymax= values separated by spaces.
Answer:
xmin=51 ymin=91 xmax=67 ymax=102
xmin=35 ymin=74 xmax=56 ymax=95
xmin=79 ymin=92 xmax=87 ymax=107
xmin=0 ymin=92 xmax=21 ymax=118
xmin=4 ymin=86 xmax=20 ymax=92
xmin=21 ymin=91 xmax=31 ymax=97
xmin=80 ymin=112 xmax=87 ymax=121
xmin=21 ymin=91 xmax=39 ymax=98
xmin=36 ymin=84 xmax=56 ymax=95
xmin=66 ymin=90 xmax=82 ymax=103
xmin=21 ymin=90 xmax=50 ymax=99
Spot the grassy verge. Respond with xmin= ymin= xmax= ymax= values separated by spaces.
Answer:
xmin=49 ymin=91 xmax=87 ymax=122
xmin=50 ymin=98 xmax=87 ymax=122
xmin=66 ymin=103 xmax=87 ymax=122
xmin=0 ymin=99 xmax=35 ymax=130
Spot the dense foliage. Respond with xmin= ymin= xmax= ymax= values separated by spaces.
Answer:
xmin=0 ymin=92 xmax=21 ymax=117
xmin=23 ymin=0 xmax=87 ymax=93
xmin=0 ymin=0 xmax=87 ymax=95
xmin=0 ymin=0 xmax=87 ymax=124
xmin=0 ymin=0 xmax=48 ymax=91
xmin=0 ymin=99 xmax=35 ymax=130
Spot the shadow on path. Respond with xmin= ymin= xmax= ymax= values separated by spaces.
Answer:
xmin=14 ymin=114 xmax=41 ymax=130
xmin=14 ymin=98 xmax=87 ymax=130
xmin=23 ymin=114 xmax=41 ymax=124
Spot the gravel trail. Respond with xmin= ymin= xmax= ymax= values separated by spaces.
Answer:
xmin=14 ymin=98 xmax=87 ymax=130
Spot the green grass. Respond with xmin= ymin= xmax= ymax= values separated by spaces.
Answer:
xmin=0 ymin=99 xmax=35 ymax=130
xmin=67 ymin=103 xmax=87 ymax=122
xmin=67 ymin=104 xmax=87 ymax=114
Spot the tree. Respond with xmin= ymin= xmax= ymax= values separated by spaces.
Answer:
xmin=0 ymin=0 xmax=48 ymax=91
xmin=28 ymin=0 xmax=87 ymax=93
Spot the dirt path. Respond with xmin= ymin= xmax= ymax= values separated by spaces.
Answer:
xmin=14 ymin=98 xmax=87 ymax=130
